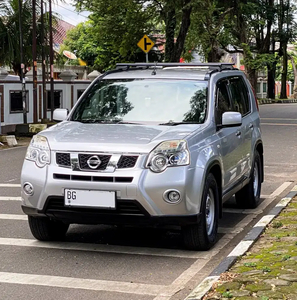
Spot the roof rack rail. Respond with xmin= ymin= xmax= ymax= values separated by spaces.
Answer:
xmin=116 ymin=62 xmax=235 ymax=71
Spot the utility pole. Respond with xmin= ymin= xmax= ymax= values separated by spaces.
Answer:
xmin=49 ymin=0 xmax=55 ymax=121
xmin=32 ymin=0 xmax=38 ymax=123
xmin=41 ymin=0 xmax=47 ymax=121
xmin=18 ymin=0 xmax=27 ymax=124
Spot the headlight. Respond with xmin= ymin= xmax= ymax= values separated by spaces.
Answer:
xmin=25 ymin=135 xmax=50 ymax=168
xmin=146 ymin=140 xmax=190 ymax=173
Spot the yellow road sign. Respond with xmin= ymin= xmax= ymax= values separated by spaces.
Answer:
xmin=137 ymin=35 xmax=154 ymax=53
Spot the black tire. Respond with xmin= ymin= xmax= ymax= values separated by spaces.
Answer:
xmin=235 ymin=150 xmax=262 ymax=209
xmin=28 ymin=216 xmax=69 ymax=241
xmin=182 ymin=173 xmax=219 ymax=251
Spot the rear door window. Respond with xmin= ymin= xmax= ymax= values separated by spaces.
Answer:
xmin=228 ymin=77 xmax=250 ymax=116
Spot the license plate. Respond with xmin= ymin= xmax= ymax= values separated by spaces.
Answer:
xmin=64 ymin=189 xmax=116 ymax=209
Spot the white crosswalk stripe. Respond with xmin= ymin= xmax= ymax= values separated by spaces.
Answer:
xmin=0 ymin=184 xmax=21 ymax=187
xmin=0 ymin=214 xmax=27 ymax=220
xmin=0 ymin=237 xmax=223 ymax=259
xmin=0 ymin=196 xmax=22 ymax=201
xmin=0 ymin=271 xmax=165 ymax=296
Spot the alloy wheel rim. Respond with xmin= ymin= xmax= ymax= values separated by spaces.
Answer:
xmin=205 ymin=189 xmax=215 ymax=236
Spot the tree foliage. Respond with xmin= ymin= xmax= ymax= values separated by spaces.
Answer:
xmin=66 ymin=0 xmax=297 ymax=94
xmin=0 ymin=0 xmax=53 ymax=75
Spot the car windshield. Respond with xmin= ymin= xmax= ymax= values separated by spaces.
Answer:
xmin=71 ymin=79 xmax=208 ymax=124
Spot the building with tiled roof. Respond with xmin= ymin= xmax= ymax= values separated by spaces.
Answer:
xmin=53 ymin=19 xmax=75 ymax=51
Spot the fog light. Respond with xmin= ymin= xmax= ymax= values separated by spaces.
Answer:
xmin=23 ymin=182 xmax=34 ymax=196
xmin=163 ymin=189 xmax=181 ymax=204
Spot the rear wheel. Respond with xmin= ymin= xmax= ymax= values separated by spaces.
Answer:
xmin=236 ymin=150 xmax=262 ymax=209
xmin=182 ymin=173 xmax=219 ymax=251
xmin=28 ymin=216 xmax=69 ymax=241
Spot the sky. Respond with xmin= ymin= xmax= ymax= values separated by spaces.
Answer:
xmin=52 ymin=0 xmax=90 ymax=26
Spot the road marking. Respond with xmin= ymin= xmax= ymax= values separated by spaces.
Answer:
xmin=261 ymin=117 xmax=297 ymax=121
xmin=152 ymin=236 xmax=234 ymax=300
xmin=0 ymin=271 xmax=164 ymax=295
xmin=268 ymin=181 xmax=292 ymax=198
xmin=0 ymin=197 xmax=22 ymax=201
xmin=0 ymin=237 xmax=209 ymax=259
xmin=185 ymin=276 xmax=220 ymax=300
xmin=261 ymin=122 xmax=297 ymax=126
xmin=0 ymin=184 xmax=21 ymax=187
xmin=0 ymin=214 xmax=27 ymax=220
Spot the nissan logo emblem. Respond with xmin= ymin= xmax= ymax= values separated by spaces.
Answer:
xmin=87 ymin=155 xmax=101 ymax=169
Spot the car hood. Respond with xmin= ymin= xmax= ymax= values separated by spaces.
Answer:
xmin=42 ymin=121 xmax=200 ymax=153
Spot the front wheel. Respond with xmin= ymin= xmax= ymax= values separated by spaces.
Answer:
xmin=236 ymin=150 xmax=262 ymax=209
xmin=182 ymin=173 xmax=219 ymax=251
xmin=28 ymin=216 xmax=69 ymax=241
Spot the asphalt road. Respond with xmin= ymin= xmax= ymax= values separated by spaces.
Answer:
xmin=0 ymin=103 xmax=296 ymax=300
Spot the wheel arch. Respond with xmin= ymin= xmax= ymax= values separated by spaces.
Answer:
xmin=255 ymin=141 xmax=264 ymax=183
xmin=205 ymin=161 xmax=223 ymax=218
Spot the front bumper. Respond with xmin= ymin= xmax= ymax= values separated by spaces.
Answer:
xmin=21 ymin=198 xmax=202 ymax=226
xmin=21 ymin=156 xmax=203 ymax=226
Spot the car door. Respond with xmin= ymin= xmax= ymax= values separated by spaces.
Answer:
xmin=215 ymin=79 xmax=243 ymax=193
xmin=228 ymin=76 xmax=253 ymax=178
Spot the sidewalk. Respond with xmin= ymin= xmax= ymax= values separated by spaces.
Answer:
xmin=189 ymin=186 xmax=297 ymax=300
xmin=0 ymin=136 xmax=31 ymax=150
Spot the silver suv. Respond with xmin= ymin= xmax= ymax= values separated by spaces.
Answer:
xmin=21 ymin=63 xmax=263 ymax=250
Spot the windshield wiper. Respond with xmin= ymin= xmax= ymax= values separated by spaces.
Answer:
xmin=78 ymin=119 xmax=108 ymax=123
xmin=159 ymin=121 xmax=199 ymax=126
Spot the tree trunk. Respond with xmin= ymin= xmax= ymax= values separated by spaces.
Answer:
xmin=164 ymin=7 xmax=176 ymax=62
xmin=207 ymin=42 xmax=223 ymax=62
xmin=12 ymin=63 xmax=21 ymax=76
xmin=246 ymin=66 xmax=258 ymax=92
xmin=289 ymin=55 xmax=297 ymax=99
xmin=267 ymin=63 xmax=276 ymax=99
xmin=267 ymin=36 xmax=276 ymax=99
xmin=172 ymin=0 xmax=192 ymax=62
xmin=280 ymin=43 xmax=288 ymax=99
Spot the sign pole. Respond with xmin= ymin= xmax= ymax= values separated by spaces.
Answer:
xmin=146 ymin=53 xmax=148 ymax=63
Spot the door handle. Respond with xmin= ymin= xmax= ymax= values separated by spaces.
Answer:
xmin=236 ymin=130 xmax=241 ymax=137
xmin=249 ymin=123 xmax=254 ymax=129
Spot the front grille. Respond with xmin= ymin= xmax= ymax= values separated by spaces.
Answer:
xmin=78 ymin=154 xmax=111 ymax=171
xmin=56 ymin=153 xmax=71 ymax=167
xmin=117 ymin=156 xmax=138 ymax=169
xmin=56 ymin=152 xmax=139 ymax=170
xmin=45 ymin=197 xmax=147 ymax=216
xmin=53 ymin=173 xmax=133 ymax=183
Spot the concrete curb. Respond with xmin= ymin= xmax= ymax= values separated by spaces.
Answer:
xmin=185 ymin=185 xmax=297 ymax=300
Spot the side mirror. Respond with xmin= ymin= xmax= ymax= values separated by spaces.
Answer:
xmin=53 ymin=108 xmax=68 ymax=122
xmin=222 ymin=111 xmax=242 ymax=127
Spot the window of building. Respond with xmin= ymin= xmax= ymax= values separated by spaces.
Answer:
xmin=263 ymin=82 xmax=267 ymax=93
xmin=256 ymin=83 xmax=261 ymax=93
xmin=47 ymin=90 xmax=62 ymax=110
xmin=10 ymin=90 xmax=29 ymax=113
